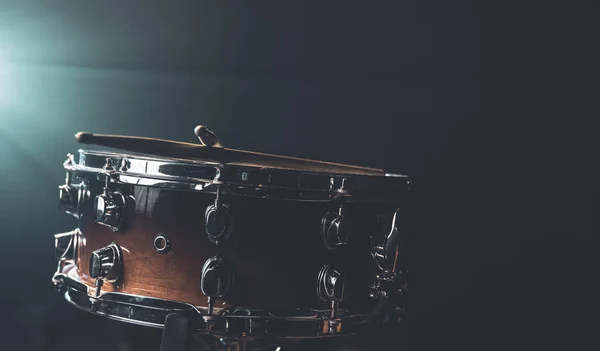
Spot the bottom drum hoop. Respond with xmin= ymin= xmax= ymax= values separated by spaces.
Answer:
xmin=62 ymin=280 xmax=388 ymax=340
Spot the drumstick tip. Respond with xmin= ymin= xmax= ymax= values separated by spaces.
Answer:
xmin=193 ymin=125 xmax=204 ymax=137
xmin=194 ymin=125 xmax=223 ymax=147
xmin=75 ymin=132 xmax=93 ymax=143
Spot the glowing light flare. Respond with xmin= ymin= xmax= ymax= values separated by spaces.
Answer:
xmin=0 ymin=48 xmax=13 ymax=106
xmin=0 ymin=49 xmax=24 ymax=111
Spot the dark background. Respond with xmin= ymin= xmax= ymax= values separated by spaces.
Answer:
xmin=0 ymin=1 xmax=594 ymax=350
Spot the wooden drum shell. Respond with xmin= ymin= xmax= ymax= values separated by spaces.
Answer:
xmin=75 ymin=179 xmax=390 ymax=312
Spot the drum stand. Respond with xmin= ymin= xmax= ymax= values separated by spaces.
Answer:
xmin=160 ymin=313 xmax=285 ymax=351
xmin=159 ymin=313 xmax=233 ymax=351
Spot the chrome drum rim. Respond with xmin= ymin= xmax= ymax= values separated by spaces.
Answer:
xmin=56 ymin=274 xmax=396 ymax=340
xmin=66 ymin=150 xmax=409 ymax=202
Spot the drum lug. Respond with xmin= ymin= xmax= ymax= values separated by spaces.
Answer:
xmin=59 ymin=154 xmax=87 ymax=218
xmin=201 ymin=256 xmax=233 ymax=315
xmin=54 ymin=228 xmax=82 ymax=262
xmin=316 ymin=264 xmax=345 ymax=302
xmin=204 ymin=187 xmax=233 ymax=245
xmin=94 ymin=189 xmax=127 ymax=232
xmin=369 ymin=209 xmax=408 ymax=321
xmin=89 ymin=242 xmax=123 ymax=283
xmin=371 ymin=209 xmax=407 ymax=274
xmin=88 ymin=242 xmax=122 ymax=308
xmin=94 ymin=158 xmax=128 ymax=232
xmin=316 ymin=264 xmax=346 ymax=321
xmin=321 ymin=203 xmax=353 ymax=250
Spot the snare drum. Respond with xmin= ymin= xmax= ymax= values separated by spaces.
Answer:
xmin=52 ymin=127 xmax=410 ymax=342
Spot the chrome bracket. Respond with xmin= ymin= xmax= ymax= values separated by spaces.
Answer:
xmin=316 ymin=264 xmax=345 ymax=323
xmin=326 ymin=316 xmax=341 ymax=334
xmin=59 ymin=154 xmax=87 ymax=218
xmin=54 ymin=228 xmax=82 ymax=262
xmin=94 ymin=158 xmax=128 ymax=232
xmin=201 ymin=256 xmax=233 ymax=315
xmin=321 ymin=202 xmax=353 ymax=250
xmin=369 ymin=270 xmax=405 ymax=299
xmin=90 ymin=279 xmax=103 ymax=311
xmin=60 ymin=285 xmax=389 ymax=338
xmin=368 ymin=209 xmax=408 ymax=322
xmin=372 ymin=209 xmax=408 ymax=274
xmin=204 ymin=187 xmax=233 ymax=245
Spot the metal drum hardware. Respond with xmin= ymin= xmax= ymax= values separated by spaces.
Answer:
xmin=52 ymin=228 xmax=83 ymax=293
xmin=58 ymin=183 xmax=78 ymax=217
xmin=54 ymin=228 xmax=81 ymax=261
xmin=204 ymin=187 xmax=233 ymax=245
xmin=316 ymin=264 xmax=345 ymax=321
xmin=368 ymin=209 xmax=408 ymax=324
xmin=153 ymin=233 xmax=172 ymax=254
xmin=94 ymin=188 xmax=127 ymax=232
xmin=58 ymin=154 xmax=86 ymax=218
xmin=201 ymin=256 xmax=233 ymax=315
xmin=372 ymin=209 xmax=406 ymax=274
xmin=321 ymin=203 xmax=353 ymax=250
xmin=89 ymin=242 xmax=123 ymax=304
xmin=89 ymin=242 xmax=123 ymax=283
xmin=94 ymin=158 xmax=128 ymax=232
xmin=119 ymin=158 xmax=131 ymax=172
xmin=61 ymin=284 xmax=375 ymax=338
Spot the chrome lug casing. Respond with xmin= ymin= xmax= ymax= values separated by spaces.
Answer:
xmin=372 ymin=209 xmax=407 ymax=274
xmin=201 ymin=256 xmax=233 ymax=300
xmin=93 ymin=158 xmax=128 ymax=232
xmin=58 ymin=154 xmax=89 ymax=218
xmin=52 ymin=228 xmax=83 ymax=292
xmin=54 ymin=228 xmax=82 ymax=262
xmin=204 ymin=202 xmax=233 ymax=245
xmin=201 ymin=256 xmax=234 ymax=315
xmin=321 ymin=212 xmax=353 ymax=250
xmin=369 ymin=209 xmax=409 ymax=314
xmin=316 ymin=265 xmax=345 ymax=303
xmin=89 ymin=243 xmax=123 ymax=283
xmin=94 ymin=190 xmax=127 ymax=232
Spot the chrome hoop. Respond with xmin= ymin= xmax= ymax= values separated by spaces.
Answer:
xmin=63 ymin=286 xmax=380 ymax=339
xmin=66 ymin=150 xmax=409 ymax=203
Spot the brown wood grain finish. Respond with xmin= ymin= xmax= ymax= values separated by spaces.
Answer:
xmin=78 ymin=187 xmax=215 ymax=306
xmin=75 ymin=183 xmax=341 ymax=310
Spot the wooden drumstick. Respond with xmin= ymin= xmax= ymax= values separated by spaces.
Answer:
xmin=194 ymin=125 xmax=223 ymax=148
xmin=75 ymin=131 xmax=385 ymax=175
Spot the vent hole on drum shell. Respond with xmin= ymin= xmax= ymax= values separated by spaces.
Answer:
xmin=153 ymin=234 xmax=171 ymax=254
xmin=155 ymin=237 xmax=166 ymax=249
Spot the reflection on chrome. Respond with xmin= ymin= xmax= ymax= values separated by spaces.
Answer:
xmin=65 ymin=150 xmax=410 ymax=203
xmin=60 ymin=282 xmax=375 ymax=338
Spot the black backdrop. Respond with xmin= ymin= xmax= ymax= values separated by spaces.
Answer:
xmin=0 ymin=1 xmax=594 ymax=351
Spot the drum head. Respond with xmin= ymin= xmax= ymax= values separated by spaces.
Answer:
xmin=69 ymin=149 xmax=409 ymax=202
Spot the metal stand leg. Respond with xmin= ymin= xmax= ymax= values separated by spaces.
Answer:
xmin=160 ymin=313 xmax=288 ymax=351
xmin=160 ymin=313 xmax=194 ymax=351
